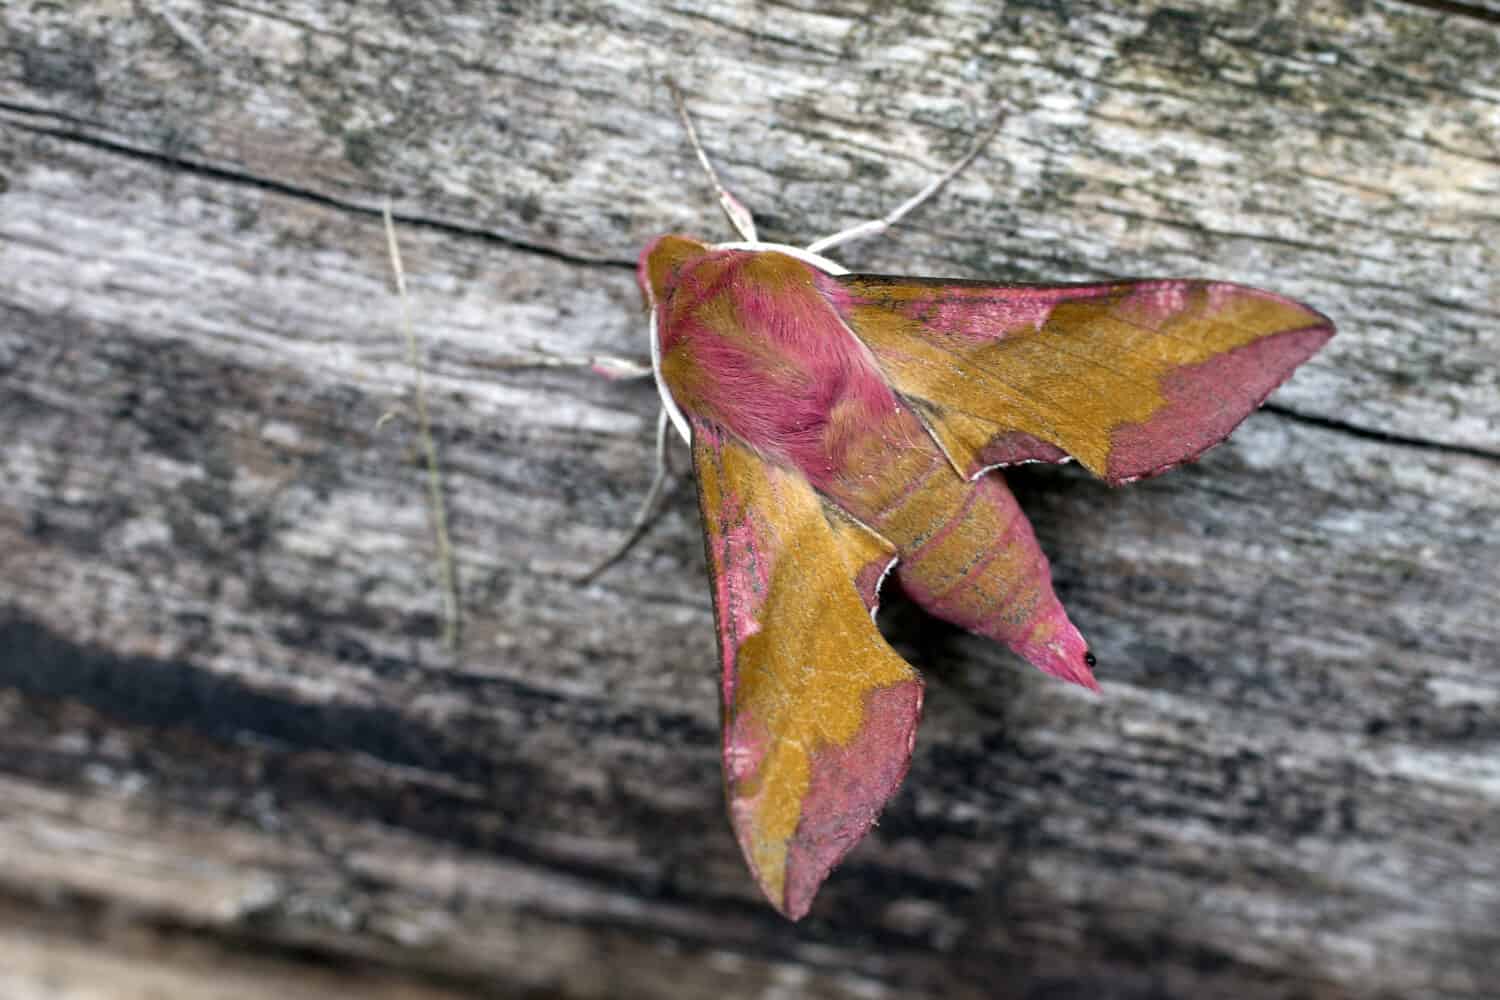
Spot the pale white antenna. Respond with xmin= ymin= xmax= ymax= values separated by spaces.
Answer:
xmin=668 ymin=80 xmax=760 ymax=243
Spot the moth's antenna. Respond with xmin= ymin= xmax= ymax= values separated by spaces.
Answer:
xmin=806 ymin=118 xmax=1004 ymax=256
xmin=667 ymin=80 xmax=759 ymax=243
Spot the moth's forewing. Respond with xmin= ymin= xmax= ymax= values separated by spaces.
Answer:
xmin=828 ymin=275 xmax=1334 ymax=483
xmin=691 ymin=418 xmax=921 ymax=920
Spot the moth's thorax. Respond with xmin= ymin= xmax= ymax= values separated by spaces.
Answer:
xmin=638 ymin=237 xmax=900 ymax=482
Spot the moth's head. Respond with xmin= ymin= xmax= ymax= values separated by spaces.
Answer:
xmin=637 ymin=235 xmax=711 ymax=315
xmin=638 ymin=235 xmax=713 ymax=445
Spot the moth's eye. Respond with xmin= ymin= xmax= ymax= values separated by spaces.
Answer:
xmin=1084 ymin=651 xmax=1097 ymax=668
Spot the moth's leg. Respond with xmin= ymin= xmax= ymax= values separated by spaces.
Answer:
xmin=488 ymin=353 xmax=659 ymax=581
xmin=491 ymin=353 xmax=659 ymax=582
xmin=490 ymin=351 xmax=654 ymax=579
xmin=668 ymin=80 xmax=759 ymax=243
xmin=576 ymin=407 xmax=674 ymax=583
xmin=805 ymin=121 xmax=1002 ymax=256
xmin=491 ymin=351 xmax=652 ymax=381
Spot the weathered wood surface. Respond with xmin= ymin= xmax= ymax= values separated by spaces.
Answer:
xmin=2 ymin=1 xmax=1498 ymax=997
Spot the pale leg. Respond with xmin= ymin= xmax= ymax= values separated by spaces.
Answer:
xmin=577 ymin=407 xmax=675 ymax=583
xmin=489 ymin=350 xmax=651 ymax=381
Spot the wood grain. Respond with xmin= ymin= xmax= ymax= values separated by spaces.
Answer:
xmin=1 ymin=1 xmax=1497 ymax=997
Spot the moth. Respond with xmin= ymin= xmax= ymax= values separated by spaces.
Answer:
xmin=632 ymin=91 xmax=1333 ymax=920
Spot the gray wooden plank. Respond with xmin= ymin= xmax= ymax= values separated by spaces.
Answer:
xmin=0 ymin=1 xmax=1497 ymax=997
